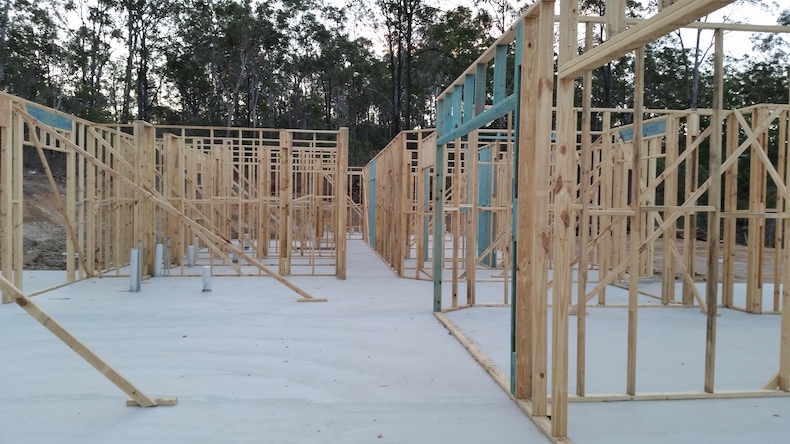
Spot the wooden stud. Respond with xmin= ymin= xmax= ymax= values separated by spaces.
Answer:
xmin=467 ymin=131 xmax=479 ymax=305
xmin=722 ymin=113 xmax=739 ymax=307
xmin=747 ymin=108 xmax=767 ymax=313
xmin=662 ymin=116 xmax=679 ymax=304
xmin=514 ymin=14 xmax=538 ymax=401
xmin=279 ymin=130 xmax=293 ymax=276
xmin=531 ymin=0 xmax=555 ymax=417
xmin=12 ymin=106 xmax=23 ymax=289
xmin=336 ymin=128 xmax=348 ymax=279
xmin=559 ymin=0 xmax=737 ymax=80
xmin=576 ymin=22 xmax=594 ymax=398
xmin=551 ymin=0 xmax=578 ymax=436
xmin=1 ymin=96 xmax=13 ymax=303
xmin=704 ymin=28 xmax=724 ymax=393
xmin=627 ymin=47 xmax=645 ymax=396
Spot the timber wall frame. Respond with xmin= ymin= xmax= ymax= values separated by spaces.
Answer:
xmin=0 ymin=92 xmax=350 ymax=304
xmin=363 ymin=128 xmax=512 ymax=289
xmin=418 ymin=0 xmax=790 ymax=441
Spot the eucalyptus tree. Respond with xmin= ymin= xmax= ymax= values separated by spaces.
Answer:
xmin=414 ymin=5 xmax=494 ymax=128
xmin=59 ymin=0 xmax=122 ymax=121
xmin=0 ymin=0 xmax=10 ymax=84
xmin=726 ymin=8 xmax=790 ymax=108
xmin=578 ymin=0 xmax=643 ymax=112
xmin=376 ymin=0 xmax=430 ymax=136
xmin=473 ymin=0 xmax=526 ymax=36
xmin=118 ymin=0 xmax=176 ymax=122
xmin=0 ymin=0 xmax=61 ymax=104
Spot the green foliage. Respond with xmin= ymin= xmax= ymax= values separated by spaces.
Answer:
xmin=0 ymin=0 xmax=788 ymax=169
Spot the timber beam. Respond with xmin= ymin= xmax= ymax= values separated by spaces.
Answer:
xmin=559 ymin=0 xmax=736 ymax=80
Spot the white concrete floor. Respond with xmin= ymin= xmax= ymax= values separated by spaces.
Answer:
xmin=2 ymin=239 xmax=789 ymax=443
xmin=0 ymin=240 xmax=548 ymax=444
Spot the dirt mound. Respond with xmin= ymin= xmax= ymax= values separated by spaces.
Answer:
xmin=0 ymin=171 xmax=69 ymax=270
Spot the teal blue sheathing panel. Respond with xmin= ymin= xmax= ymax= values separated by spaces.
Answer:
xmin=25 ymin=104 xmax=73 ymax=131
xmin=423 ymin=168 xmax=430 ymax=256
xmin=463 ymin=74 xmax=475 ymax=123
xmin=452 ymin=86 xmax=463 ymax=129
xmin=444 ymin=91 xmax=454 ymax=135
xmin=368 ymin=159 xmax=377 ymax=247
xmin=618 ymin=119 xmax=667 ymax=142
xmin=474 ymin=63 xmax=487 ymax=117
xmin=437 ymin=94 xmax=517 ymax=146
xmin=437 ymin=99 xmax=445 ymax=136
xmin=477 ymin=146 xmax=495 ymax=267
xmin=493 ymin=45 xmax=508 ymax=103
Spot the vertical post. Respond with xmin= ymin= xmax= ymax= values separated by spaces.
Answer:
xmin=781 ymin=68 xmax=790 ymax=391
xmin=12 ymin=105 xmax=23 ymax=289
xmin=134 ymin=121 xmax=156 ymax=276
xmin=627 ymin=47 xmax=645 ymax=396
xmin=259 ymin=147 xmax=270 ymax=258
xmin=599 ymin=111 xmax=612 ymax=305
xmin=529 ymin=0 xmax=554 ymax=415
xmin=777 ymin=112 xmax=788 ymax=312
xmin=552 ymin=0 xmax=578 ymax=436
xmin=336 ymin=128 xmax=349 ymax=279
xmin=279 ymin=130 xmax=293 ymax=275
xmin=576 ymin=22 xmax=594 ymax=397
xmin=704 ymin=27 xmax=724 ymax=394
xmin=433 ymin=100 xmax=447 ymax=312
xmin=467 ymin=131 xmax=479 ymax=305
xmin=0 ymin=96 xmax=13 ymax=303
xmin=683 ymin=113 xmax=699 ymax=306
xmin=663 ymin=116 xmax=679 ymax=304
xmin=747 ymin=107 xmax=767 ymax=313
xmin=513 ymin=14 xmax=534 ymax=399
xmin=80 ymin=122 xmax=91 ymax=279
xmin=416 ymin=138 xmax=428 ymax=277
xmin=452 ymin=138 xmax=461 ymax=308
xmin=723 ymin=113 xmax=738 ymax=307
xmin=606 ymin=0 xmax=626 ymax=37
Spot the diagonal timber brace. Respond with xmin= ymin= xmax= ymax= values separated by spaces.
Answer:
xmin=0 ymin=274 xmax=177 ymax=407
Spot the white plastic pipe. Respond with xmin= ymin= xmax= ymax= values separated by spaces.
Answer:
xmin=187 ymin=246 xmax=195 ymax=267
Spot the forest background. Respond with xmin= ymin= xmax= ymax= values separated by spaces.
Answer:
xmin=0 ymin=0 xmax=789 ymax=167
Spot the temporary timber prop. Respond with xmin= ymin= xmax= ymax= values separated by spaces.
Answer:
xmin=0 ymin=274 xmax=177 ymax=407
xmin=0 ymin=92 xmax=349 ymax=305
xmin=413 ymin=0 xmax=790 ymax=441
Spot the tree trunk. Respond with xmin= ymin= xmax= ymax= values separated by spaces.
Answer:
xmin=0 ymin=0 xmax=11 ymax=84
xmin=122 ymin=8 xmax=137 ymax=122
xmin=403 ymin=0 xmax=414 ymax=131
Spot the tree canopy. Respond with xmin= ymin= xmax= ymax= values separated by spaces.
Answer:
xmin=0 ymin=0 xmax=788 ymax=165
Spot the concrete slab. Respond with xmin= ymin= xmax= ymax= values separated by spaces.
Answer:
xmin=0 ymin=240 xmax=549 ymax=444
